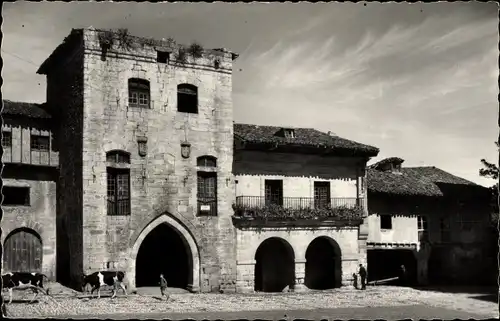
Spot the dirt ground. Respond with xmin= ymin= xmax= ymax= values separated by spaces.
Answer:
xmin=3 ymin=282 xmax=498 ymax=319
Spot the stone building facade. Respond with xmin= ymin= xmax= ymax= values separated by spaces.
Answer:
xmin=36 ymin=27 xmax=239 ymax=292
xmin=366 ymin=157 xmax=495 ymax=286
xmin=1 ymin=101 xmax=58 ymax=279
xmin=232 ymin=124 xmax=379 ymax=292
xmin=9 ymin=28 xmax=491 ymax=293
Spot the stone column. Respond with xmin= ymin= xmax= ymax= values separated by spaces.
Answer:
xmin=294 ymin=259 xmax=308 ymax=292
xmin=236 ymin=260 xmax=256 ymax=293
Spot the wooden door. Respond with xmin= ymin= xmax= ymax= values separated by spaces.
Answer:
xmin=314 ymin=181 xmax=331 ymax=208
xmin=3 ymin=229 xmax=42 ymax=272
xmin=265 ymin=180 xmax=283 ymax=206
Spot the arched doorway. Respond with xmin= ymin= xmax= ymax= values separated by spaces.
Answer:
xmin=254 ymin=237 xmax=295 ymax=292
xmin=3 ymin=228 xmax=42 ymax=273
xmin=135 ymin=223 xmax=192 ymax=289
xmin=304 ymin=236 xmax=342 ymax=289
xmin=367 ymin=249 xmax=418 ymax=285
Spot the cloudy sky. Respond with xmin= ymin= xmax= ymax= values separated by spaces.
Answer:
xmin=2 ymin=2 xmax=498 ymax=186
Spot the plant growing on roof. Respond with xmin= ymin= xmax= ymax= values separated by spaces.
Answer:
xmin=166 ymin=37 xmax=176 ymax=47
xmin=116 ymin=28 xmax=135 ymax=51
xmin=174 ymin=47 xmax=188 ymax=64
xmin=142 ymin=37 xmax=158 ymax=47
xmin=188 ymin=42 xmax=204 ymax=59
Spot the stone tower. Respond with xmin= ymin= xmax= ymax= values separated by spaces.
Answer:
xmin=37 ymin=27 xmax=239 ymax=292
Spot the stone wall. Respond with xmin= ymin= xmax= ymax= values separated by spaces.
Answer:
xmin=79 ymin=28 xmax=237 ymax=292
xmin=233 ymin=150 xmax=369 ymax=292
xmin=1 ymin=178 xmax=57 ymax=279
xmin=235 ymin=227 xmax=362 ymax=293
xmin=44 ymin=30 xmax=85 ymax=289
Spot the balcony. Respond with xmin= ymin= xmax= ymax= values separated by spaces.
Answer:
xmin=232 ymin=196 xmax=365 ymax=228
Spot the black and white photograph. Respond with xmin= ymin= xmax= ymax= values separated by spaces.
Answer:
xmin=1 ymin=1 xmax=498 ymax=319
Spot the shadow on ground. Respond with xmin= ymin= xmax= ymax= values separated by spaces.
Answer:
xmin=411 ymin=285 xmax=498 ymax=304
xmin=412 ymin=285 xmax=497 ymax=295
xmin=467 ymin=293 xmax=498 ymax=303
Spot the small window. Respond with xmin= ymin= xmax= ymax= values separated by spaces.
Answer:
xmin=197 ymin=156 xmax=217 ymax=167
xmin=157 ymin=51 xmax=170 ymax=64
xmin=214 ymin=59 xmax=220 ymax=69
xmin=380 ymin=215 xmax=392 ymax=229
xmin=128 ymin=78 xmax=150 ymax=108
xmin=177 ymin=84 xmax=198 ymax=114
xmin=30 ymin=135 xmax=50 ymax=151
xmin=106 ymin=150 xmax=130 ymax=164
xmin=2 ymin=131 xmax=12 ymax=148
xmin=417 ymin=216 xmax=428 ymax=230
xmin=284 ymin=129 xmax=295 ymax=139
xmin=3 ymin=186 xmax=30 ymax=206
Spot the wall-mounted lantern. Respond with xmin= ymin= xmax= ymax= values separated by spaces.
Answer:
xmin=137 ymin=136 xmax=148 ymax=157
xmin=181 ymin=141 xmax=191 ymax=159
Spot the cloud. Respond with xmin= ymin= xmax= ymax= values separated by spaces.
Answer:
xmin=2 ymin=2 xmax=497 ymax=185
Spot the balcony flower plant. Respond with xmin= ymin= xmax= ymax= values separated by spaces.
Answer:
xmin=232 ymin=203 xmax=364 ymax=227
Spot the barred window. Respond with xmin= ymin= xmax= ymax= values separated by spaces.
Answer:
xmin=197 ymin=155 xmax=217 ymax=216
xmin=106 ymin=150 xmax=131 ymax=216
xmin=2 ymin=131 xmax=12 ymax=148
xmin=30 ymin=135 xmax=49 ymax=151
xmin=107 ymin=169 xmax=130 ymax=216
xmin=128 ymin=78 xmax=150 ymax=108
xmin=177 ymin=84 xmax=198 ymax=114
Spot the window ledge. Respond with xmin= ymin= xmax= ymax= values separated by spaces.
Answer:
xmin=3 ymin=205 xmax=31 ymax=207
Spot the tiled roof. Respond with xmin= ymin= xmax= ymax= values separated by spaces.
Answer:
xmin=367 ymin=160 xmax=482 ymax=197
xmin=234 ymin=123 xmax=379 ymax=156
xmin=2 ymin=100 xmax=51 ymax=119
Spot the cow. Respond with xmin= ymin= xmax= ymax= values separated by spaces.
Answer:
xmin=2 ymin=272 xmax=50 ymax=304
xmin=81 ymin=271 xmax=127 ymax=299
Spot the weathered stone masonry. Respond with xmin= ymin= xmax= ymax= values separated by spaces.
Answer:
xmin=37 ymin=28 xmax=239 ymax=292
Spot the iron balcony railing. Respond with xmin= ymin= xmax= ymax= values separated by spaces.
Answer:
xmin=235 ymin=196 xmax=363 ymax=210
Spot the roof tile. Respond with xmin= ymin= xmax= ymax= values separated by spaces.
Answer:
xmin=234 ymin=123 xmax=379 ymax=156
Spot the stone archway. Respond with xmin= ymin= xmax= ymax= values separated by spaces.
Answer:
xmin=304 ymin=236 xmax=342 ymax=289
xmin=254 ymin=237 xmax=295 ymax=292
xmin=128 ymin=214 xmax=200 ymax=292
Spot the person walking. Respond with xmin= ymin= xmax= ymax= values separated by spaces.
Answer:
xmin=159 ymin=274 xmax=168 ymax=298
xmin=358 ymin=264 xmax=367 ymax=290
xmin=399 ymin=265 xmax=407 ymax=286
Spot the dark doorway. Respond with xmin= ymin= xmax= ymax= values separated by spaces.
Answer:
xmin=136 ymin=223 xmax=191 ymax=289
xmin=305 ymin=236 xmax=342 ymax=289
xmin=3 ymin=228 xmax=42 ymax=273
xmin=367 ymin=249 xmax=417 ymax=286
xmin=254 ymin=237 xmax=295 ymax=292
